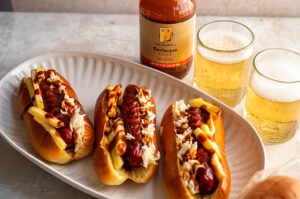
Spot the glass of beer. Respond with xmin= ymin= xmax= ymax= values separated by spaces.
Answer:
xmin=244 ymin=48 xmax=300 ymax=144
xmin=194 ymin=20 xmax=254 ymax=107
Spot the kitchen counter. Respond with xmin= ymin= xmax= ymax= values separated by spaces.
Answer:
xmin=0 ymin=12 xmax=299 ymax=199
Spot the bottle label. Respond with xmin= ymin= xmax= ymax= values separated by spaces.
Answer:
xmin=140 ymin=14 xmax=195 ymax=69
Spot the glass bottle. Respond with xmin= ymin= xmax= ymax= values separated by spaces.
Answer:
xmin=139 ymin=0 xmax=196 ymax=79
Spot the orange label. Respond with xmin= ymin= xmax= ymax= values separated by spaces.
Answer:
xmin=140 ymin=15 xmax=195 ymax=69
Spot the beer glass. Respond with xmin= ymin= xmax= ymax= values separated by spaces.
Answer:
xmin=194 ymin=20 xmax=254 ymax=107
xmin=244 ymin=48 xmax=300 ymax=144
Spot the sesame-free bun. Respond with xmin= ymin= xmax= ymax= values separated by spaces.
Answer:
xmin=241 ymin=175 xmax=300 ymax=199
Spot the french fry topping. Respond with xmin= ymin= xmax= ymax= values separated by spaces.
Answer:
xmin=111 ymin=145 xmax=124 ymax=170
xmin=28 ymin=106 xmax=64 ymax=128
xmin=31 ymin=69 xmax=44 ymax=109
xmin=211 ymin=153 xmax=226 ymax=179
xmin=107 ymin=84 xmax=122 ymax=118
xmin=24 ymin=66 xmax=86 ymax=151
xmin=36 ymin=66 xmax=45 ymax=82
xmin=189 ymin=98 xmax=220 ymax=115
xmin=23 ymin=78 xmax=34 ymax=99
xmin=33 ymin=116 xmax=67 ymax=150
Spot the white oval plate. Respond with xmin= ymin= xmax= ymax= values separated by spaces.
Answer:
xmin=0 ymin=52 xmax=265 ymax=199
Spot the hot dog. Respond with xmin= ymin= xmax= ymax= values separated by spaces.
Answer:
xmin=18 ymin=67 xmax=95 ymax=164
xmin=160 ymin=98 xmax=231 ymax=199
xmin=93 ymin=84 xmax=160 ymax=185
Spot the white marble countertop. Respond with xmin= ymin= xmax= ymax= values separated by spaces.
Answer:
xmin=0 ymin=12 xmax=299 ymax=199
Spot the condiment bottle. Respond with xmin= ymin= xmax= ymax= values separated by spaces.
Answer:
xmin=139 ymin=0 xmax=196 ymax=79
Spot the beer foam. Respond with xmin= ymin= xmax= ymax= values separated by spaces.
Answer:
xmin=197 ymin=30 xmax=253 ymax=64
xmin=251 ymin=63 xmax=300 ymax=102
xmin=258 ymin=60 xmax=300 ymax=82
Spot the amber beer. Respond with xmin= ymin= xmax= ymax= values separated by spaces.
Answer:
xmin=194 ymin=21 xmax=254 ymax=107
xmin=244 ymin=49 xmax=300 ymax=144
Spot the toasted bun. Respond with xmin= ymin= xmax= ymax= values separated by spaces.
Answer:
xmin=241 ymin=175 xmax=300 ymax=199
xmin=160 ymin=100 xmax=231 ymax=199
xmin=93 ymin=84 xmax=159 ymax=185
xmin=18 ymin=69 xmax=95 ymax=164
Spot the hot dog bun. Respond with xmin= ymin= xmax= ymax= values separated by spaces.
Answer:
xmin=160 ymin=98 xmax=231 ymax=199
xmin=93 ymin=84 xmax=160 ymax=185
xmin=241 ymin=175 xmax=300 ymax=199
xmin=18 ymin=67 xmax=95 ymax=164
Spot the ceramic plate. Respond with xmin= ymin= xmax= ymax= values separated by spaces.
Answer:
xmin=0 ymin=52 xmax=265 ymax=199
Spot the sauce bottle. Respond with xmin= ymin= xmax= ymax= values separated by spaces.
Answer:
xmin=139 ymin=0 xmax=196 ymax=79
